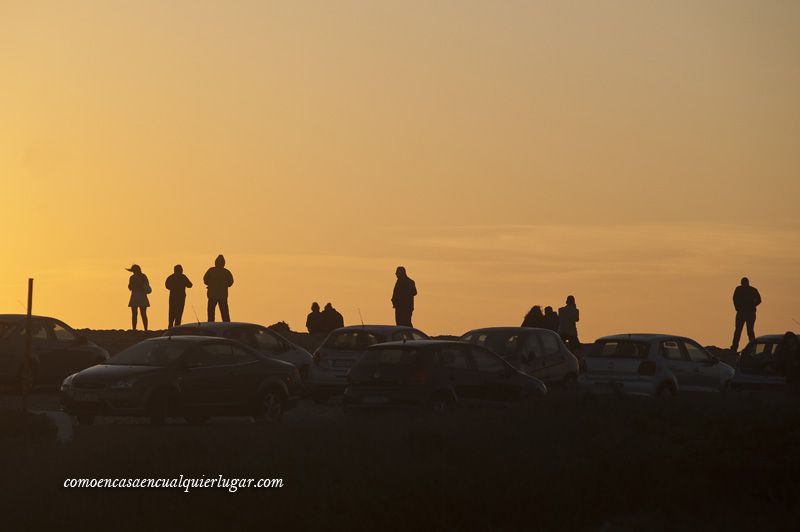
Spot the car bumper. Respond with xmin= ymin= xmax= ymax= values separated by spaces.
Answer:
xmin=308 ymin=365 xmax=351 ymax=394
xmin=342 ymin=386 xmax=430 ymax=410
xmin=578 ymin=375 xmax=657 ymax=398
xmin=60 ymin=388 xmax=148 ymax=416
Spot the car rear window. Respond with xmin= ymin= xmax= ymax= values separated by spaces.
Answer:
xmin=465 ymin=331 xmax=523 ymax=357
xmin=586 ymin=340 xmax=649 ymax=359
xmin=360 ymin=348 xmax=421 ymax=366
xmin=168 ymin=327 xmax=217 ymax=337
xmin=325 ymin=331 xmax=385 ymax=350
xmin=109 ymin=341 xmax=186 ymax=366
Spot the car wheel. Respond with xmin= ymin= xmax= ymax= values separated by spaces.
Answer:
xmin=77 ymin=414 xmax=95 ymax=426
xmin=428 ymin=394 xmax=454 ymax=415
xmin=656 ymin=384 xmax=676 ymax=400
xmin=148 ymin=390 xmax=174 ymax=426
xmin=184 ymin=415 xmax=210 ymax=425
xmin=255 ymin=388 xmax=285 ymax=422
xmin=311 ymin=391 xmax=329 ymax=405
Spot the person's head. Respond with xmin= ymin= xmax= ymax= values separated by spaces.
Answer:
xmin=781 ymin=331 xmax=799 ymax=351
xmin=544 ymin=306 xmax=554 ymax=315
xmin=126 ymin=264 xmax=142 ymax=275
xmin=311 ymin=302 xmax=320 ymax=312
xmin=741 ymin=277 xmax=750 ymax=287
xmin=215 ymin=254 xmax=226 ymax=267
xmin=174 ymin=264 xmax=183 ymax=274
xmin=396 ymin=266 xmax=407 ymax=279
xmin=530 ymin=305 xmax=542 ymax=316
xmin=566 ymin=295 xmax=576 ymax=306
xmin=324 ymin=303 xmax=333 ymax=311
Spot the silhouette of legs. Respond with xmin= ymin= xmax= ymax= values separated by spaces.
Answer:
xmin=131 ymin=307 xmax=138 ymax=331
xmin=732 ymin=311 xmax=756 ymax=351
xmin=141 ymin=307 xmax=148 ymax=332
xmin=168 ymin=298 xmax=185 ymax=328
xmin=132 ymin=306 xmax=148 ymax=331
xmin=395 ymin=308 xmax=413 ymax=327
xmin=207 ymin=298 xmax=230 ymax=322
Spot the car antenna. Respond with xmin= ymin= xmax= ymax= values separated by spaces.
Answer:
xmin=191 ymin=302 xmax=201 ymax=326
xmin=358 ymin=308 xmax=365 ymax=328
xmin=793 ymin=317 xmax=800 ymax=327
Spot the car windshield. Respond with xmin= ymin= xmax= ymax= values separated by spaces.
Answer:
xmin=360 ymin=348 xmax=421 ymax=366
xmin=0 ymin=322 xmax=18 ymax=339
xmin=108 ymin=341 xmax=186 ymax=366
xmin=586 ymin=340 xmax=649 ymax=359
xmin=168 ymin=327 xmax=216 ymax=337
xmin=467 ymin=331 xmax=524 ymax=357
xmin=325 ymin=331 xmax=385 ymax=350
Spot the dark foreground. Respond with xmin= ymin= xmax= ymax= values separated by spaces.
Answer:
xmin=2 ymin=391 xmax=799 ymax=531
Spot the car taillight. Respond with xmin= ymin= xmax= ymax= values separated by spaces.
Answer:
xmin=638 ymin=360 xmax=657 ymax=376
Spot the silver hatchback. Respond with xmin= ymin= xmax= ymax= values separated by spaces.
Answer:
xmin=579 ymin=334 xmax=734 ymax=398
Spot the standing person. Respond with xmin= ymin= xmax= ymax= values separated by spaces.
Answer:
xmin=126 ymin=264 xmax=151 ymax=332
xmin=521 ymin=306 xmax=544 ymax=328
xmin=321 ymin=302 xmax=344 ymax=332
xmin=777 ymin=332 xmax=800 ymax=397
xmin=306 ymin=302 xmax=323 ymax=334
xmin=391 ymin=266 xmax=417 ymax=327
xmin=165 ymin=264 xmax=193 ymax=328
xmin=543 ymin=306 xmax=559 ymax=332
xmin=558 ymin=295 xmax=580 ymax=350
xmin=203 ymin=254 xmax=234 ymax=322
xmin=731 ymin=277 xmax=762 ymax=352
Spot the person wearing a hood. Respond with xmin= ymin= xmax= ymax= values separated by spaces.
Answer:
xmin=321 ymin=303 xmax=344 ymax=333
xmin=306 ymin=302 xmax=324 ymax=334
xmin=391 ymin=266 xmax=417 ymax=327
xmin=521 ymin=305 xmax=544 ymax=328
xmin=126 ymin=264 xmax=151 ymax=331
xmin=203 ymin=254 xmax=234 ymax=322
xmin=165 ymin=264 xmax=193 ymax=328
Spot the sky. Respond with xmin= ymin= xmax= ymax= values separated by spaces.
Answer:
xmin=1 ymin=1 xmax=798 ymax=345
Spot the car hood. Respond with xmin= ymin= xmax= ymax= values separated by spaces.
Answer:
xmin=72 ymin=364 xmax=166 ymax=386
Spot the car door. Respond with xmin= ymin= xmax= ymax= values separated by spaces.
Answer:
xmin=520 ymin=334 xmax=547 ymax=378
xmin=437 ymin=344 xmax=482 ymax=404
xmin=227 ymin=344 xmax=263 ymax=405
xmin=682 ymin=340 xmax=721 ymax=392
xmin=179 ymin=343 xmax=240 ymax=407
xmin=533 ymin=331 xmax=568 ymax=381
xmin=660 ymin=340 xmax=695 ymax=391
xmin=470 ymin=346 xmax=521 ymax=403
xmin=32 ymin=319 xmax=79 ymax=385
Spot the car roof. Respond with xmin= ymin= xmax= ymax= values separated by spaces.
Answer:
xmin=462 ymin=327 xmax=553 ymax=335
xmin=751 ymin=333 xmax=799 ymax=342
xmin=369 ymin=340 xmax=464 ymax=348
xmin=0 ymin=314 xmax=56 ymax=323
xmin=596 ymin=333 xmax=687 ymax=342
xmin=169 ymin=322 xmax=262 ymax=330
xmin=144 ymin=335 xmax=226 ymax=343
xmin=331 ymin=325 xmax=420 ymax=333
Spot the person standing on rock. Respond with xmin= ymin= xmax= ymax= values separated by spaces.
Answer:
xmin=165 ymin=264 xmax=193 ymax=328
xmin=731 ymin=277 xmax=762 ymax=352
xmin=391 ymin=266 xmax=417 ymax=327
xmin=126 ymin=264 xmax=151 ymax=332
xmin=203 ymin=254 xmax=234 ymax=322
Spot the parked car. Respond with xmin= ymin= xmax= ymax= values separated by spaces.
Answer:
xmin=61 ymin=336 xmax=301 ymax=425
xmin=0 ymin=314 xmax=109 ymax=389
xmin=460 ymin=327 xmax=579 ymax=385
xmin=579 ymin=334 xmax=734 ymax=398
xmin=165 ymin=322 xmax=313 ymax=382
xmin=309 ymin=325 xmax=429 ymax=403
xmin=343 ymin=340 xmax=547 ymax=413
xmin=731 ymin=333 xmax=798 ymax=393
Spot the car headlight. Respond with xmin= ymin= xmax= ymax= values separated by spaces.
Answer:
xmin=109 ymin=379 xmax=137 ymax=390
xmin=60 ymin=373 xmax=76 ymax=392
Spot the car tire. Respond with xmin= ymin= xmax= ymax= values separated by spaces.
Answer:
xmin=148 ymin=390 xmax=174 ymax=426
xmin=254 ymin=388 xmax=285 ymax=422
xmin=428 ymin=393 xmax=454 ymax=415
xmin=77 ymin=414 xmax=95 ymax=426
xmin=311 ymin=391 xmax=329 ymax=405
xmin=656 ymin=383 xmax=676 ymax=400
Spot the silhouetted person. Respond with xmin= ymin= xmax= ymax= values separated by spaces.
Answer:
xmin=321 ymin=303 xmax=344 ymax=332
xmin=392 ymin=266 xmax=417 ymax=327
xmin=203 ymin=254 xmax=234 ymax=322
xmin=543 ymin=306 xmax=559 ymax=332
xmin=731 ymin=277 xmax=762 ymax=352
xmin=306 ymin=302 xmax=324 ymax=334
xmin=165 ymin=264 xmax=193 ymax=328
xmin=777 ymin=332 xmax=800 ymax=397
xmin=558 ymin=295 xmax=580 ymax=351
xmin=521 ymin=305 xmax=544 ymax=328
xmin=126 ymin=264 xmax=151 ymax=331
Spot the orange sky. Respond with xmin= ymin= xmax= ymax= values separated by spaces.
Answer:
xmin=1 ymin=1 xmax=799 ymax=345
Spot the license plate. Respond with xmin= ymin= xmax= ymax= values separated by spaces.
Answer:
xmin=363 ymin=396 xmax=388 ymax=405
xmin=73 ymin=392 xmax=99 ymax=402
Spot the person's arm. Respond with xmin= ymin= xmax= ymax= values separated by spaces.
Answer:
xmin=754 ymin=289 xmax=762 ymax=307
xmin=203 ymin=269 xmax=210 ymax=285
xmin=391 ymin=282 xmax=399 ymax=307
xmin=185 ymin=276 xmax=193 ymax=289
xmin=128 ymin=276 xmax=133 ymax=291
xmin=575 ymin=308 xmax=580 ymax=322
xmin=227 ymin=270 xmax=234 ymax=287
xmin=411 ymin=280 xmax=417 ymax=297
xmin=165 ymin=277 xmax=171 ymax=290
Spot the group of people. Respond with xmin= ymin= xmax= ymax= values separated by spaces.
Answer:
xmin=522 ymin=295 xmax=581 ymax=350
xmin=305 ymin=302 xmax=345 ymax=335
xmin=126 ymin=254 xmax=234 ymax=331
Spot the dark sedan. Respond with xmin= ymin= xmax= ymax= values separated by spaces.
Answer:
xmin=343 ymin=340 xmax=547 ymax=413
xmin=0 ymin=314 xmax=109 ymax=389
xmin=731 ymin=333 xmax=797 ymax=393
xmin=61 ymin=336 xmax=301 ymax=426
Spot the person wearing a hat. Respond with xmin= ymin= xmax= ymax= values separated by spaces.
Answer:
xmin=203 ymin=254 xmax=234 ymax=322
xmin=126 ymin=264 xmax=151 ymax=331
xmin=165 ymin=264 xmax=193 ymax=328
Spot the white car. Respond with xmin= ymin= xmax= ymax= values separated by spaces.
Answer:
xmin=309 ymin=325 xmax=429 ymax=403
xmin=579 ymin=334 xmax=734 ymax=398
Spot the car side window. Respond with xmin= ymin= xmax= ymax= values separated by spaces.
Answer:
xmin=438 ymin=346 xmax=472 ymax=370
xmin=52 ymin=322 xmax=77 ymax=342
xmin=660 ymin=341 xmax=683 ymax=360
xmin=196 ymin=344 xmax=234 ymax=367
xmin=230 ymin=345 xmax=256 ymax=364
xmin=28 ymin=320 xmax=51 ymax=341
xmin=461 ymin=333 xmax=474 ymax=343
xmin=411 ymin=330 xmax=428 ymax=340
xmin=683 ymin=342 xmax=710 ymax=363
xmin=254 ymin=328 xmax=282 ymax=351
xmin=524 ymin=335 xmax=541 ymax=360
xmin=471 ymin=347 xmax=507 ymax=374
xmin=391 ymin=331 xmax=409 ymax=341
xmin=536 ymin=333 xmax=560 ymax=356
